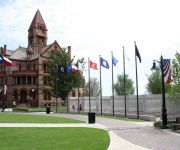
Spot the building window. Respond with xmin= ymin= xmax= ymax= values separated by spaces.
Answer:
xmin=43 ymin=76 xmax=46 ymax=85
xmin=0 ymin=66 xmax=4 ymax=72
xmin=17 ymin=77 xmax=21 ymax=85
xmin=33 ymin=64 xmax=36 ymax=70
xmin=19 ymin=64 xmax=22 ymax=70
xmin=33 ymin=76 xmax=36 ymax=84
xmin=22 ymin=76 xmax=26 ymax=84
xmin=27 ymin=64 xmax=31 ymax=70
xmin=13 ymin=90 xmax=18 ymax=100
xmin=43 ymin=63 xmax=47 ymax=73
xmin=43 ymin=76 xmax=50 ymax=85
xmin=27 ymin=76 xmax=31 ymax=84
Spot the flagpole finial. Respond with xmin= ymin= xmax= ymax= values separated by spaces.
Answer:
xmin=134 ymin=41 xmax=136 ymax=45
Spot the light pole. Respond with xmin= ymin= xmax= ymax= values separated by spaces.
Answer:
xmin=56 ymin=77 xmax=58 ymax=113
xmin=32 ymin=89 xmax=35 ymax=107
xmin=151 ymin=55 xmax=167 ymax=128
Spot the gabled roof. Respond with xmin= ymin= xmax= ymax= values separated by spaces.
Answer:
xmin=28 ymin=9 xmax=47 ymax=31
xmin=9 ymin=46 xmax=38 ymax=61
xmin=41 ymin=40 xmax=62 ymax=56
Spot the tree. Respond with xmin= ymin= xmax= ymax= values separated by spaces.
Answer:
xmin=114 ymin=74 xmax=134 ymax=95
xmin=47 ymin=48 xmax=85 ymax=100
xmin=167 ymin=52 xmax=180 ymax=103
xmin=85 ymin=77 xmax=100 ymax=97
xmin=146 ymin=68 xmax=162 ymax=94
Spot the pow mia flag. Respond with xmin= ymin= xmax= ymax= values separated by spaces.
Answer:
xmin=58 ymin=66 xmax=66 ymax=73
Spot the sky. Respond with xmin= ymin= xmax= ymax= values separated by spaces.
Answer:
xmin=0 ymin=0 xmax=180 ymax=96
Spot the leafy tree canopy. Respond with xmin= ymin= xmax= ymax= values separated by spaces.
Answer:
xmin=167 ymin=52 xmax=180 ymax=103
xmin=114 ymin=74 xmax=134 ymax=96
xmin=47 ymin=48 xmax=85 ymax=100
xmin=85 ymin=77 xmax=100 ymax=97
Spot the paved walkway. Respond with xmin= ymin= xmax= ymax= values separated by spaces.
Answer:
xmin=1 ymin=112 xmax=180 ymax=150
xmin=47 ymin=113 xmax=180 ymax=150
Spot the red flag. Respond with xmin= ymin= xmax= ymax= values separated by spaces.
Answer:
xmin=89 ymin=60 xmax=98 ymax=70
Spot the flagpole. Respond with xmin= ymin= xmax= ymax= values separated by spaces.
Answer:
xmin=134 ymin=41 xmax=139 ymax=119
xmin=99 ymin=55 xmax=102 ymax=115
xmin=111 ymin=51 xmax=115 ymax=117
xmin=123 ymin=47 xmax=127 ymax=118
xmin=88 ymin=58 xmax=91 ymax=112
xmin=77 ymin=63 xmax=80 ymax=114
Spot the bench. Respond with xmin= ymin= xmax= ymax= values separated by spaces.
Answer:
xmin=173 ymin=117 xmax=180 ymax=130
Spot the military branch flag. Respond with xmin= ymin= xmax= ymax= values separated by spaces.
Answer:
xmin=135 ymin=42 xmax=141 ymax=63
xmin=89 ymin=60 xmax=98 ymax=70
xmin=163 ymin=59 xmax=172 ymax=84
xmin=100 ymin=57 xmax=109 ymax=69
xmin=112 ymin=55 xmax=118 ymax=66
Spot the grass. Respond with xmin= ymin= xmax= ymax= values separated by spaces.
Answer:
xmin=0 ymin=127 xmax=110 ymax=150
xmin=0 ymin=113 xmax=85 ymax=123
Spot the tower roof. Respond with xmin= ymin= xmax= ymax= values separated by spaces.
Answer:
xmin=28 ymin=9 xmax=47 ymax=31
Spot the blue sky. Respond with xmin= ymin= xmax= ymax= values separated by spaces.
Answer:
xmin=0 ymin=0 xmax=180 ymax=96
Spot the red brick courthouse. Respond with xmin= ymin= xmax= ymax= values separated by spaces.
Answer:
xmin=0 ymin=10 xmax=73 ymax=108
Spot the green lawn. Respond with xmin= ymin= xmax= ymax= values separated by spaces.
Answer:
xmin=0 ymin=113 xmax=85 ymax=123
xmin=0 ymin=127 xmax=110 ymax=150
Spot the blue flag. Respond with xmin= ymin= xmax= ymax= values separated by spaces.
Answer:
xmin=112 ymin=56 xmax=118 ymax=66
xmin=67 ymin=64 xmax=72 ymax=73
xmin=100 ymin=57 xmax=109 ymax=69
xmin=0 ymin=55 xmax=3 ymax=64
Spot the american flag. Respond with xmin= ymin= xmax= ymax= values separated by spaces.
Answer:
xmin=163 ymin=59 xmax=171 ymax=84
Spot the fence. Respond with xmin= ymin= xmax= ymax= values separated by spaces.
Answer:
xmin=69 ymin=94 xmax=180 ymax=119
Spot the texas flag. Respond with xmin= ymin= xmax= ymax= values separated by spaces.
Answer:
xmin=0 ymin=55 xmax=13 ymax=66
xmin=72 ymin=65 xmax=78 ymax=72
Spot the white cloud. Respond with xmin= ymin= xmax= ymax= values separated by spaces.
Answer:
xmin=0 ymin=0 xmax=180 ymax=95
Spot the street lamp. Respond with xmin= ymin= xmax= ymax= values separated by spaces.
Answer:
xmin=151 ymin=55 xmax=167 ymax=128
xmin=32 ymin=89 xmax=35 ymax=107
